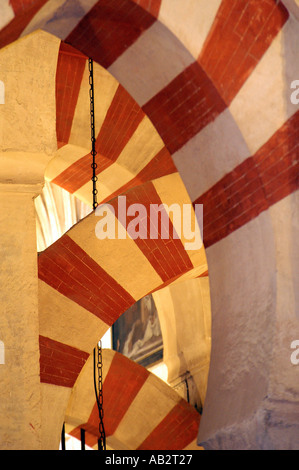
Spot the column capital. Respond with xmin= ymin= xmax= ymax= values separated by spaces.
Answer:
xmin=0 ymin=150 xmax=52 ymax=196
xmin=0 ymin=182 xmax=44 ymax=198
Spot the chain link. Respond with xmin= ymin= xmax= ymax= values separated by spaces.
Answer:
xmin=89 ymin=57 xmax=105 ymax=450
xmin=94 ymin=341 xmax=106 ymax=450
xmin=88 ymin=58 xmax=98 ymax=211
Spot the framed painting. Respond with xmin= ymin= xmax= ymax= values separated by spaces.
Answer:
xmin=112 ymin=294 xmax=163 ymax=367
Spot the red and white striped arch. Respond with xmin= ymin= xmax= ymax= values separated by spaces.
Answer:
xmin=65 ymin=349 xmax=201 ymax=450
xmin=37 ymin=171 xmax=207 ymax=448
xmin=38 ymin=173 xmax=207 ymax=385
xmin=46 ymin=41 xmax=178 ymax=207
xmin=2 ymin=0 xmax=299 ymax=450
xmin=1 ymin=0 xmax=297 ymax=214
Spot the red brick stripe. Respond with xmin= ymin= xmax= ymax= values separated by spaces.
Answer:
xmin=131 ymin=0 xmax=162 ymax=18
xmin=134 ymin=146 xmax=178 ymax=183
xmin=51 ymin=152 xmax=106 ymax=193
xmin=9 ymin=0 xmax=45 ymax=14
xmin=109 ymin=181 xmax=194 ymax=282
xmin=68 ymin=422 xmax=99 ymax=449
xmin=70 ymin=353 xmax=150 ymax=446
xmin=56 ymin=43 xmax=87 ymax=148
xmin=52 ymin=83 xmax=144 ymax=192
xmin=199 ymin=0 xmax=289 ymax=105
xmin=96 ymin=84 xmax=145 ymax=162
xmin=0 ymin=0 xmax=48 ymax=48
xmin=39 ymin=335 xmax=89 ymax=387
xmin=65 ymin=0 xmax=156 ymax=69
xmin=100 ymin=147 xmax=177 ymax=204
xmin=137 ymin=398 xmax=201 ymax=450
xmin=38 ymin=234 xmax=135 ymax=326
xmin=101 ymin=353 xmax=150 ymax=436
xmin=194 ymin=110 xmax=299 ymax=248
xmin=197 ymin=270 xmax=209 ymax=278
xmin=142 ymin=62 xmax=227 ymax=154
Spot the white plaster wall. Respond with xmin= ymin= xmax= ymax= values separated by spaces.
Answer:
xmin=268 ymin=192 xmax=299 ymax=401
xmin=108 ymin=21 xmax=195 ymax=107
xmin=198 ymin=193 xmax=299 ymax=449
xmin=198 ymin=210 xmax=277 ymax=448
xmin=158 ymin=0 xmax=222 ymax=59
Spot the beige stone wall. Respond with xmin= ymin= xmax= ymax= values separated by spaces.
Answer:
xmin=0 ymin=31 xmax=59 ymax=157
xmin=0 ymin=31 xmax=60 ymax=449
xmin=0 ymin=188 xmax=41 ymax=449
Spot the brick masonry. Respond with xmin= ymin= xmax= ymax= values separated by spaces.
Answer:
xmin=109 ymin=181 xmax=194 ymax=282
xmin=137 ymin=398 xmax=200 ymax=450
xmin=0 ymin=0 xmax=48 ymax=48
xmin=199 ymin=0 xmax=289 ymax=104
xmin=193 ymin=110 xmax=299 ymax=248
xmin=142 ymin=61 xmax=227 ymax=155
xmin=39 ymin=335 xmax=89 ymax=387
xmin=38 ymin=234 xmax=135 ymax=326
xmin=53 ymin=83 xmax=145 ymax=193
xmin=65 ymin=0 xmax=157 ymax=69
xmin=100 ymin=146 xmax=177 ymax=204
xmin=69 ymin=351 xmax=200 ymax=450
xmin=55 ymin=42 xmax=87 ymax=149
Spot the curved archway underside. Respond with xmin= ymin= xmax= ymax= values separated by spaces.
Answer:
xmin=38 ymin=172 xmax=207 ymax=387
xmin=65 ymin=349 xmax=202 ymax=450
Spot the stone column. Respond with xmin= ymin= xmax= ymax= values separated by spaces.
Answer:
xmin=0 ymin=182 xmax=43 ymax=449
xmin=0 ymin=28 xmax=61 ymax=449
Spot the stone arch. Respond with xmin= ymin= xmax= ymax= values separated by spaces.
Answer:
xmin=38 ymin=170 xmax=208 ymax=448
xmin=64 ymin=349 xmax=202 ymax=450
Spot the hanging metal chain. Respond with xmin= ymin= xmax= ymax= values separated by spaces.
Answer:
xmin=88 ymin=58 xmax=98 ymax=211
xmin=89 ymin=58 xmax=105 ymax=450
xmin=93 ymin=341 xmax=106 ymax=450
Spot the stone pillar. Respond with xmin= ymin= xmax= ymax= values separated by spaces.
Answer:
xmin=0 ymin=182 xmax=43 ymax=449
xmin=0 ymin=29 xmax=61 ymax=449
